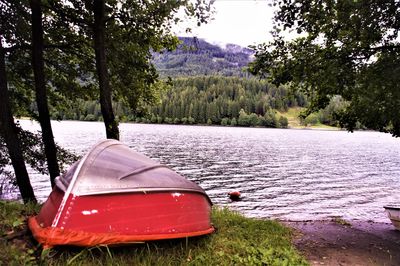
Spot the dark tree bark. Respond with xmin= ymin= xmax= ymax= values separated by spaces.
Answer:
xmin=0 ymin=41 xmax=37 ymax=204
xmin=30 ymin=0 xmax=60 ymax=187
xmin=91 ymin=0 xmax=119 ymax=140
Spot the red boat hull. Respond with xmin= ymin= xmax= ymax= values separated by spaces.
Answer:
xmin=30 ymin=187 xmax=214 ymax=247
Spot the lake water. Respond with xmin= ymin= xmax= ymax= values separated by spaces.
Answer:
xmin=5 ymin=120 xmax=400 ymax=222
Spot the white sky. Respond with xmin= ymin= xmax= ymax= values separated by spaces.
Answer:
xmin=174 ymin=0 xmax=275 ymax=47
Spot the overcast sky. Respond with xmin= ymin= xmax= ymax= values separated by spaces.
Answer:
xmin=174 ymin=0 xmax=275 ymax=47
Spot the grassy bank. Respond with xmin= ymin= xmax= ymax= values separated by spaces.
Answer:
xmin=0 ymin=200 xmax=308 ymax=265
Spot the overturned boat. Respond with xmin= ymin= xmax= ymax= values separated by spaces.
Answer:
xmin=29 ymin=140 xmax=214 ymax=248
xmin=384 ymin=206 xmax=400 ymax=231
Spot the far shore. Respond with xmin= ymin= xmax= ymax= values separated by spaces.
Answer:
xmin=16 ymin=117 xmax=353 ymax=132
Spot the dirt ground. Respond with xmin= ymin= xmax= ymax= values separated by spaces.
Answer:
xmin=283 ymin=220 xmax=400 ymax=266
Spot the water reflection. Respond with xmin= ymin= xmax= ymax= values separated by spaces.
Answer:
xmin=6 ymin=120 xmax=400 ymax=222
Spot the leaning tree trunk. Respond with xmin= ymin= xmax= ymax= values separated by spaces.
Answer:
xmin=0 ymin=41 xmax=37 ymax=203
xmin=30 ymin=0 xmax=60 ymax=187
xmin=92 ymin=0 xmax=119 ymax=140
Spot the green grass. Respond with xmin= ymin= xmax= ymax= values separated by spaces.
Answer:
xmin=276 ymin=107 xmax=304 ymax=128
xmin=277 ymin=108 xmax=339 ymax=130
xmin=0 ymin=200 xmax=308 ymax=265
xmin=0 ymin=200 xmax=40 ymax=265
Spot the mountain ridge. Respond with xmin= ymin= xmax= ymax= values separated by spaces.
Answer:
xmin=152 ymin=37 xmax=254 ymax=77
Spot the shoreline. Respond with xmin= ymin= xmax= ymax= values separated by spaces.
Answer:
xmin=18 ymin=117 xmax=387 ymax=134
xmin=282 ymin=219 xmax=400 ymax=266
xmin=16 ymin=117 xmax=341 ymax=131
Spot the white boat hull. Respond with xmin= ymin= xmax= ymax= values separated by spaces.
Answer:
xmin=384 ymin=206 xmax=400 ymax=231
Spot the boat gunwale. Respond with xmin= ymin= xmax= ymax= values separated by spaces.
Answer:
xmin=71 ymin=189 xmax=213 ymax=205
xmin=384 ymin=206 xmax=400 ymax=211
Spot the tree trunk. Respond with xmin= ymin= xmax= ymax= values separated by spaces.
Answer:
xmin=0 ymin=41 xmax=37 ymax=203
xmin=30 ymin=0 xmax=60 ymax=187
xmin=92 ymin=0 xmax=119 ymax=140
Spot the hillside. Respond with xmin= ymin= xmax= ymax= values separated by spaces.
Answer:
xmin=152 ymin=37 xmax=253 ymax=77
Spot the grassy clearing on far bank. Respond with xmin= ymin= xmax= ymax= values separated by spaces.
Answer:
xmin=0 ymin=200 xmax=308 ymax=265
xmin=278 ymin=108 xmax=339 ymax=130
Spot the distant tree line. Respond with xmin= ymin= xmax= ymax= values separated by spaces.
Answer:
xmin=149 ymin=76 xmax=299 ymax=128
xmin=52 ymin=76 xmax=309 ymax=128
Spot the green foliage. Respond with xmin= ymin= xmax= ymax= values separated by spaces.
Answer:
xmin=317 ymin=96 xmax=347 ymax=126
xmin=0 ymin=201 xmax=39 ymax=265
xmin=250 ymin=0 xmax=400 ymax=136
xmin=1 ymin=0 xmax=216 ymax=199
xmin=188 ymin=116 xmax=195 ymax=124
xmin=55 ymin=76 xmax=304 ymax=129
xmin=238 ymin=109 xmax=250 ymax=126
xmin=262 ymin=110 xmax=279 ymax=128
xmin=150 ymin=114 xmax=157 ymax=123
xmin=220 ymin=117 xmax=229 ymax=126
xmin=84 ymin=114 xmax=96 ymax=121
xmin=304 ymin=113 xmax=319 ymax=126
xmin=279 ymin=116 xmax=289 ymax=129
xmin=248 ymin=113 xmax=259 ymax=127
xmin=148 ymin=76 xmax=304 ymax=128
xmin=164 ymin=117 xmax=173 ymax=124
xmin=0 ymin=123 xmax=78 ymax=191
xmin=173 ymin=117 xmax=181 ymax=124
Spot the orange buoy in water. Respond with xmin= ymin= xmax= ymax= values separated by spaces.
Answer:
xmin=228 ymin=191 xmax=241 ymax=201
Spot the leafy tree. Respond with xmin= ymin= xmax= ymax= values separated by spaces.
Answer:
xmin=50 ymin=0 xmax=213 ymax=140
xmin=84 ymin=114 xmax=96 ymax=121
xmin=0 ymin=41 xmax=36 ymax=203
xmin=221 ymin=117 xmax=229 ymax=126
xmin=318 ymin=96 xmax=347 ymax=126
xmin=279 ymin=116 xmax=289 ymax=128
xmin=89 ymin=0 xmax=119 ymax=139
xmin=238 ymin=109 xmax=250 ymax=126
xmin=250 ymin=0 xmax=400 ymax=136
xmin=30 ymin=0 xmax=60 ymax=186
xmin=263 ymin=110 xmax=278 ymax=128
xmin=0 ymin=122 xmax=78 ymax=200
xmin=230 ymin=117 xmax=237 ymax=126
xmin=150 ymin=114 xmax=157 ymax=123
xmin=248 ymin=113 xmax=259 ymax=127
xmin=1 ymin=0 xmax=89 ymax=190
xmin=304 ymin=113 xmax=319 ymax=126
xmin=1 ymin=0 xmax=214 ymax=198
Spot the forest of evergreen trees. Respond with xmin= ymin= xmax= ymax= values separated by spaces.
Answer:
xmin=51 ymin=76 xmax=310 ymax=128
